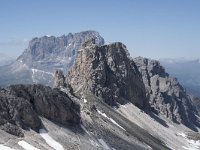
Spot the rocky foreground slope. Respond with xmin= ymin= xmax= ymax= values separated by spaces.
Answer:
xmin=0 ymin=85 xmax=80 ymax=137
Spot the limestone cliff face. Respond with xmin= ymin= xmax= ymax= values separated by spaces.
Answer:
xmin=66 ymin=40 xmax=147 ymax=108
xmin=134 ymin=57 xmax=198 ymax=127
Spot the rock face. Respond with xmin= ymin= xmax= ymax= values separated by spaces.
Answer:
xmin=0 ymin=84 xmax=80 ymax=137
xmin=0 ymin=31 xmax=104 ymax=87
xmin=134 ymin=57 xmax=198 ymax=127
xmin=160 ymin=58 xmax=200 ymax=98
xmin=53 ymin=69 xmax=66 ymax=88
xmin=190 ymin=96 xmax=200 ymax=115
xmin=66 ymin=40 xmax=147 ymax=108
xmin=17 ymin=31 xmax=104 ymax=72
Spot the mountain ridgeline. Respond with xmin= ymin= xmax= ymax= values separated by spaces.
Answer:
xmin=134 ymin=57 xmax=199 ymax=129
xmin=66 ymin=39 xmax=147 ymax=108
xmin=0 ymin=31 xmax=104 ymax=87
xmin=0 ymin=31 xmax=200 ymax=149
xmin=55 ymin=38 xmax=200 ymax=129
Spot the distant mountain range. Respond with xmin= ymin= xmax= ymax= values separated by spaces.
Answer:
xmin=160 ymin=58 xmax=200 ymax=97
xmin=0 ymin=31 xmax=104 ymax=87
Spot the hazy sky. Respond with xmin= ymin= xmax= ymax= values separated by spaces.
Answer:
xmin=0 ymin=0 xmax=200 ymax=59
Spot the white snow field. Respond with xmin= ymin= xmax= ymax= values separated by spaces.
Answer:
xmin=18 ymin=140 xmax=40 ymax=150
xmin=39 ymin=129 xmax=64 ymax=150
xmin=0 ymin=145 xmax=16 ymax=150
xmin=97 ymin=109 xmax=126 ymax=131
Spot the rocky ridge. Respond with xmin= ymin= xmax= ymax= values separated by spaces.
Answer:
xmin=0 ymin=31 xmax=104 ymax=87
xmin=134 ymin=57 xmax=199 ymax=129
xmin=17 ymin=31 xmax=104 ymax=72
xmin=0 ymin=32 xmax=200 ymax=149
xmin=55 ymin=39 xmax=200 ymax=129
xmin=65 ymin=39 xmax=147 ymax=108
xmin=0 ymin=84 xmax=80 ymax=137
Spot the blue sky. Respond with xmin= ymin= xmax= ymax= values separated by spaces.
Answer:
xmin=0 ymin=0 xmax=200 ymax=59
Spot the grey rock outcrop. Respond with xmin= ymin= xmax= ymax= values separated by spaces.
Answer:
xmin=134 ymin=57 xmax=198 ymax=127
xmin=66 ymin=41 xmax=147 ymax=108
xmin=0 ymin=84 xmax=80 ymax=137
xmin=53 ymin=69 xmax=66 ymax=88
xmin=190 ymin=96 xmax=200 ymax=115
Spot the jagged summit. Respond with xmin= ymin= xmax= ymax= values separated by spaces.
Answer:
xmin=1 ymin=31 xmax=200 ymax=150
xmin=17 ymin=30 xmax=104 ymax=69
xmin=0 ymin=31 xmax=104 ymax=87
xmin=64 ymin=41 xmax=148 ymax=108
xmin=134 ymin=56 xmax=199 ymax=129
xmin=62 ymin=40 xmax=200 ymax=129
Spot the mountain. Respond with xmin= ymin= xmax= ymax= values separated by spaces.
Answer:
xmin=66 ymin=39 xmax=147 ymax=108
xmin=160 ymin=58 xmax=200 ymax=97
xmin=54 ymin=40 xmax=200 ymax=149
xmin=134 ymin=57 xmax=199 ymax=129
xmin=1 ymin=34 xmax=200 ymax=150
xmin=0 ymin=31 xmax=104 ymax=87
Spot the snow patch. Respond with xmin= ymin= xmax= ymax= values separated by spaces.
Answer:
xmin=177 ymin=132 xmax=200 ymax=150
xmin=98 ymin=139 xmax=111 ymax=150
xmin=84 ymin=98 xmax=87 ymax=103
xmin=97 ymin=110 xmax=126 ymax=131
xmin=89 ymin=139 xmax=99 ymax=147
xmin=0 ymin=145 xmax=16 ymax=150
xmin=78 ymin=49 xmax=83 ymax=52
xmin=31 ymin=68 xmax=54 ymax=83
xmin=182 ymin=140 xmax=200 ymax=150
xmin=80 ymin=125 xmax=94 ymax=139
xmin=18 ymin=141 xmax=39 ymax=150
xmin=39 ymin=129 xmax=64 ymax=150
xmin=177 ymin=132 xmax=187 ymax=138
xmin=146 ymin=145 xmax=153 ymax=149
xmin=31 ymin=69 xmax=53 ymax=76
xmin=81 ymin=125 xmax=101 ymax=148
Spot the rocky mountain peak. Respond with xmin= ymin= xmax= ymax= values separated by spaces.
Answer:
xmin=17 ymin=30 xmax=104 ymax=68
xmin=66 ymin=41 xmax=147 ymax=108
xmin=81 ymin=38 xmax=96 ymax=48
xmin=0 ymin=31 xmax=105 ymax=87
xmin=136 ymin=56 xmax=169 ymax=78
xmin=134 ymin=57 xmax=199 ymax=129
